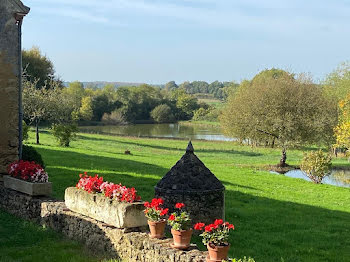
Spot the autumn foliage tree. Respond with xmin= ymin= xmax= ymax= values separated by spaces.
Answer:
xmin=334 ymin=93 xmax=350 ymax=153
xmin=220 ymin=69 xmax=338 ymax=167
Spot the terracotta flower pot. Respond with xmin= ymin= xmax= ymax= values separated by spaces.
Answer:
xmin=148 ymin=219 xmax=166 ymax=239
xmin=170 ymin=228 xmax=193 ymax=250
xmin=207 ymin=243 xmax=230 ymax=261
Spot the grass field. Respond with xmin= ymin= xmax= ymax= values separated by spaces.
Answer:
xmin=4 ymin=130 xmax=350 ymax=262
xmin=0 ymin=210 xmax=101 ymax=262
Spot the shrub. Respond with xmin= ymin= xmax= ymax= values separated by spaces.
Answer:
xmin=192 ymin=108 xmax=208 ymax=121
xmin=151 ymin=104 xmax=175 ymax=123
xmin=22 ymin=121 xmax=29 ymax=141
xmin=102 ymin=110 xmax=127 ymax=125
xmin=300 ymin=150 xmax=332 ymax=184
xmin=192 ymin=107 xmax=220 ymax=122
xmin=22 ymin=145 xmax=45 ymax=167
xmin=51 ymin=123 xmax=78 ymax=147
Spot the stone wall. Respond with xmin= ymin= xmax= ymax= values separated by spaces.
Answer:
xmin=0 ymin=183 xmax=208 ymax=262
xmin=155 ymin=189 xmax=225 ymax=226
xmin=0 ymin=0 xmax=28 ymax=178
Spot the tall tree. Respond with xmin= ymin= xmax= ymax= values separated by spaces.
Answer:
xmin=220 ymin=70 xmax=338 ymax=167
xmin=79 ymin=96 xmax=93 ymax=121
xmin=22 ymin=46 xmax=60 ymax=89
xmin=165 ymin=81 xmax=178 ymax=91
xmin=171 ymin=88 xmax=199 ymax=120
xmin=323 ymin=62 xmax=350 ymax=101
xmin=63 ymin=81 xmax=85 ymax=111
xmin=334 ymin=93 xmax=350 ymax=151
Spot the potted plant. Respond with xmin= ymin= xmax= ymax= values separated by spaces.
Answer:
xmin=194 ymin=219 xmax=234 ymax=262
xmin=144 ymin=198 xmax=169 ymax=239
xmin=168 ymin=202 xmax=192 ymax=250
xmin=4 ymin=160 xmax=52 ymax=196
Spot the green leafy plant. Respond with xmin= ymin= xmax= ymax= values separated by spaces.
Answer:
xmin=22 ymin=145 xmax=45 ymax=167
xmin=300 ymin=150 xmax=332 ymax=184
xmin=22 ymin=121 xmax=29 ymax=141
xmin=143 ymin=198 xmax=169 ymax=222
xmin=167 ymin=203 xmax=191 ymax=231
xmin=51 ymin=123 xmax=78 ymax=147
xmin=194 ymin=219 xmax=234 ymax=246
xmin=151 ymin=104 xmax=175 ymax=123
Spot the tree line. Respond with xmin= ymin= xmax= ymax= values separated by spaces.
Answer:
xmin=22 ymin=46 xmax=350 ymax=165
xmin=22 ymin=47 xmax=211 ymax=144
xmin=163 ymin=80 xmax=238 ymax=100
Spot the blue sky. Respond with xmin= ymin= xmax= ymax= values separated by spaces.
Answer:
xmin=22 ymin=0 xmax=350 ymax=84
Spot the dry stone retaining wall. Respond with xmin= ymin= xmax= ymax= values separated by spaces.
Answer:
xmin=0 ymin=183 xmax=208 ymax=262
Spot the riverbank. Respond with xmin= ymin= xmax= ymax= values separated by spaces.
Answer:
xmin=21 ymin=130 xmax=350 ymax=262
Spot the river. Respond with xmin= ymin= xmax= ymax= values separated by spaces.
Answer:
xmin=271 ymin=169 xmax=350 ymax=188
xmin=79 ymin=123 xmax=234 ymax=141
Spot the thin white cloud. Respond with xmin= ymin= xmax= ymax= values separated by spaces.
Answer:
xmin=27 ymin=0 xmax=350 ymax=34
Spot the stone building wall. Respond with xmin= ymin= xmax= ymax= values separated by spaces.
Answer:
xmin=0 ymin=183 xmax=209 ymax=262
xmin=0 ymin=6 xmax=19 ymax=176
xmin=0 ymin=0 xmax=29 ymax=177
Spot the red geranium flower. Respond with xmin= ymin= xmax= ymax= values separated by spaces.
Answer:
xmin=77 ymin=173 xmax=141 ymax=203
xmin=205 ymin=225 xmax=213 ymax=232
xmin=168 ymin=214 xmax=175 ymax=221
xmin=160 ymin=208 xmax=169 ymax=216
xmin=194 ymin=222 xmax=205 ymax=230
xmin=175 ymin=202 xmax=185 ymax=209
xmin=214 ymin=219 xmax=223 ymax=226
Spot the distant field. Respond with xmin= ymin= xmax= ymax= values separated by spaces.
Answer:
xmin=193 ymin=93 xmax=223 ymax=105
xmin=197 ymin=97 xmax=224 ymax=108
xmin=15 ymin=130 xmax=350 ymax=262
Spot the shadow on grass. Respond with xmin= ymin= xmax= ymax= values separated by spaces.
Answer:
xmin=224 ymin=189 xmax=350 ymax=262
xmin=35 ymin=147 xmax=167 ymax=199
xmin=34 ymin=146 xmax=350 ymax=262
xmin=36 ymin=146 xmax=259 ymax=198
xmin=76 ymin=134 xmax=262 ymax=157
xmin=0 ymin=209 xmax=102 ymax=262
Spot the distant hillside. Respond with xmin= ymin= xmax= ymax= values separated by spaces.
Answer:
xmin=63 ymin=81 xmax=145 ymax=89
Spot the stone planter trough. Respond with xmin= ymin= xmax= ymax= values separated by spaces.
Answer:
xmin=65 ymin=187 xmax=148 ymax=228
xmin=3 ymin=175 xmax=52 ymax=196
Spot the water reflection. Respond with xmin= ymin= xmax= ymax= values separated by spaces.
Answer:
xmin=79 ymin=123 xmax=235 ymax=142
xmin=271 ymin=169 xmax=350 ymax=188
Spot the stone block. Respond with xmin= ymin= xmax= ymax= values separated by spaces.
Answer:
xmin=3 ymin=175 xmax=52 ymax=196
xmin=64 ymin=187 xmax=148 ymax=229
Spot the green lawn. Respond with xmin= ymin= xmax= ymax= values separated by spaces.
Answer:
xmin=0 ymin=209 xmax=101 ymax=262
xmin=9 ymin=130 xmax=350 ymax=261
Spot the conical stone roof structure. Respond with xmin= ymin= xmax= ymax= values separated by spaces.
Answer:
xmin=155 ymin=141 xmax=225 ymax=225
xmin=155 ymin=141 xmax=224 ymax=192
